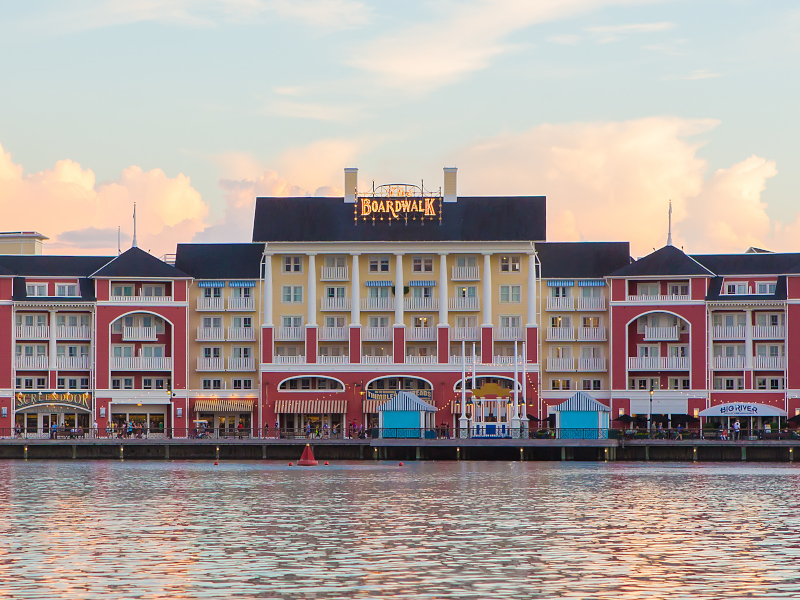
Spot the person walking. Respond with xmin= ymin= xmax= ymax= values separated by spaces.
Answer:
xmin=733 ymin=419 xmax=741 ymax=441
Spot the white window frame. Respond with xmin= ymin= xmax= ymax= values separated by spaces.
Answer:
xmin=283 ymin=256 xmax=303 ymax=273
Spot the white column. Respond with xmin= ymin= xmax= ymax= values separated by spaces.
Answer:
xmin=438 ymin=253 xmax=448 ymax=325
xmin=527 ymin=253 xmax=537 ymax=326
xmin=394 ymin=253 xmax=404 ymax=325
xmin=263 ymin=253 xmax=273 ymax=325
xmin=459 ymin=339 xmax=469 ymax=434
xmin=482 ymin=253 xmax=492 ymax=326
xmin=49 ymin=310 xmax=57 ymax=370
xmin=745 ymin=308 xmax=753 ymax=369
xmin=512 ymin=339 xmax=520 ymax=430
xmin=307 ymin=254 xmax=317 ymax=326
xmin=351 ymin=253 xmax=360 ymax=325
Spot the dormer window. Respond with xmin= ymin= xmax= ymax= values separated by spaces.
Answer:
xmin=26 ymin=284 xmax=47 ymax=297
xmin=725 ymin=282 xmax=746 ymax=295
xmin=56 ymin=284 xmax=78 ymax=297
xmin=756 ymin=282 xmax=776 ymax=294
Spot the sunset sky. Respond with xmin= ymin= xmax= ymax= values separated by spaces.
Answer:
xmin=0 ymin=0 xmax=797 ymax=257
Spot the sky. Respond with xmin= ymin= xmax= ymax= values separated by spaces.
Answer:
xmin=0 ymin=0 xmax=798 ymax=258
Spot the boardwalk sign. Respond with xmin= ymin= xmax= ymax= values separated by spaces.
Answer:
xmin=699 ymin=403 xmax=787 ymax=417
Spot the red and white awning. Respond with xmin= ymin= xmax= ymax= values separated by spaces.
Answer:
xmin=194 ymin=399 xmax=254 ymax=413
xmin=274 ymin=400 xmax=348 ymax=414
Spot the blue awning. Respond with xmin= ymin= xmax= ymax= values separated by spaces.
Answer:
xmin=229 ymin=281 xmax=256 ymax=288
xmin=408 ymin=280 xmax=436 ymax=287
xmin=578 ymin=280 xmax=606 ymax=287
xmin=547 ymin=280 xmax=574 ymax=287
xmin=198 ymin=281 xmax=225 ymax=288
xmin=554 ymin=392 xmax=610 ymax=412
xmin=365 ymin=281 xmax=393 ymax=287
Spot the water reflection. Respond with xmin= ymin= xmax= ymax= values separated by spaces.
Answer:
xmin=0 ymin=461 xmax=799 ymax=599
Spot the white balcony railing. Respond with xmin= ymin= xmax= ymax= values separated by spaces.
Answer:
xmin=546 ymin=357 xmax=575 ymax=371
xmin=361 ymin=297 xmax=395 ymax=311
xmin=15 ymin=326 xmax=49 ymax=340
xmin=713 ymin=325 xmax=746 ymax=340
xmin=319 ymin=326 xmax=348 ymax=341
xmin=196 ymin=357 xmax=225 ymax=371
xmin=318 ymin=355 xmax=349 ymax=364
xmin=227 ymin=327 xmax=256 ymax=341
xmin=451 ymin=326 xmax=480 ymax=341
xmin=493 ymin=355 xmax=524 ymax=366
xmin=408 ymin=327 xmax=437 ymax=341
xmin=576 ymin=297 xmax=606 ymax=310
xmin=361 ymin=355 xmax=392 ymax=364
xmin=546 ymin=327 xmax=575 ymax=342
xmin=15 ymin=355 xmax=49 ymax=370
xmin=713 ymin=356 xmax=745 ymax=370
xmin=753 ymin=355 xmax=785 ymax=370
xmin=362 ymin=326 xmax=392 ymax=341
xmin=450 ymin=355 xmax=479 ymax=365
xmin=56 ymin=356 xmax=91 ymax=370
xmin=197 ymin=327 xmax=225 ymax=341
xmin=448 ymin=297 xmax=479 ymax=311
xmin=451 ymin=266 xmax=480 ymax=281
xmin=274 ymin=355 xmax=306 ymax=364
xmin=111 ymin=357 xmax=172 ymax=370
xmin=578 ymin=357 xmax=606 ymax=371
xmin=55 ymin=325 xmax=91 ymax=340
xmin=228 ymin=297 xmax=255 ymax=311
xmin=627 ymin=356 xmax=689 ymax=370
xmin=495 ymin=326 xmax=522 ymax=341
xmin=111 ymin=295 xmax=172 ymax=303
xmin=546 ymin=297 xmax=574 ymax=311
xmin=197 ymin=297 xmax=224 ymax=311
xmin=320 ymin=297 xmax=351 ymax=311
xmin=577 ymin=327 xmax=606 ymax=341
xmin=227 ymin=357 xmax=255 ymax=371
xmin=404 ymin=297 xmax=439 ymax=311
xmin=320 ymin=266 xmax=349 ymax=281
xmin=123 ymin=326 xmax=157 ymax=341
xmin=626 ymin=294 xmax=689 ymax=302
xmin=643 ymin=325 xmax=679 ymax=341
xmin=275 ymin=326 xmax=305 ymax=341
xmin=405 ymin=355 xmax=437 ymax=365
xmin=753 ymin=325 xmax=785 ymax=339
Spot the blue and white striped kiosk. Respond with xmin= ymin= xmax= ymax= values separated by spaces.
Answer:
xmin=377 ymin=391 xmax=437 ymax=439
xmin=554 ymin=392 xmax=611 ymax=439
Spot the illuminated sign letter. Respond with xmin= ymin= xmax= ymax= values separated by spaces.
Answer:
xmin=361 ymin=198 xmax=372 ymax=216
xmin=424 ymin=198 xmax=436 ymax=216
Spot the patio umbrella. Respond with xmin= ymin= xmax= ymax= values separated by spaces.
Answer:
xmin=650 ymin=414 xmax=669 ymax=424
xmin=526 ymin=414 xmax=540 ymax=422
xmin=788 ymin=414 xmax=800 ymax=424
xmin=615 ymin=414 xmax=635 ymax=424
xmin=671 ymin=414 xmax=699 ymax=424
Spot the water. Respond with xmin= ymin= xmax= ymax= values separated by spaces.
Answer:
xmin=1 ymin=461 xmax=799 ymax=599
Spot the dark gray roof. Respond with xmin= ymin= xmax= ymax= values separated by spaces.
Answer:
xmin=12 ymin=277 xmax=96 ymax=302
xmin=92 ymin=247 xmax=188 ymax=278
xmin=0 ymin=255 xmax=113 ymax=276
xmin=536 ymin=242 xmax=630 ymax=279
xmin=175 ymin=243 xmax=264 ymax=279
xmin=609 ymin=245 xmax=713 ymax=277
xmin=693 ymin=253 xmax=800 ymax=275
xmin=252 ymin=196 xmax=546 ymax=242
xmin=705 ymin=275 xmax=787 ymax=301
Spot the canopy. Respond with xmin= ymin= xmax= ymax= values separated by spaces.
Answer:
xmin=378 ymin=391 xmax=436 ymax=412
xmin=553 ymin=391 xmax=610 ymax=412
xmin=615 ymin=414 xmax=635 ymax=424
xmin=699 ymin=403 xmax=787 ymax=418
xmin=194 ymin=399 xmax=254 ymax=413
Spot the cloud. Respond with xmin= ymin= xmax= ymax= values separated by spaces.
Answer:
xmin=586 ymin=22 xmax=674 ymax=34
xmin=547 ymin=34 xmax=582 ymax=45
xmin=262 ymin=99 xmax=363 ymax=122
xmin=451 ymin=116 xmax=792 ymax=255
xmin=662 ymin=69 xmax=722 ymax=80
xmin=57 ymin=227 xmax=132 ymax=250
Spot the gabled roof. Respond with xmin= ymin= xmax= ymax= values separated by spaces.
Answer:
xmin=554 ymin=392 xmax=610 ymax=412
xmin=377 ymin=391 xmax=437 ymax=412
xmin=175 ymin=243 xmax=264 ymax=279
xmin=92 ymin=247 xmax=188 ymax=278
xmin=0 ymin=255 xmax=113 ymax=277
xmin=609 ymin=245 xmax=713 ymax=277
xmin=692 ymin=253 xmax=800 ymax=276
xmin=536 ymin=242 xmax=631 ymax=279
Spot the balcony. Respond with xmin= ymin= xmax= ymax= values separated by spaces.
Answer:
xmin=546 ymin=357 xmax=575 ymax=371
xmin=56 ymin=356 xmax=91 ymax=370
xmin=320 ymin=266 xmax=349 ymax=281
xmin=362 ymin=355 xmax=392 ymax=364
xmin=449 ymin=355 xmax=478 ymax=365
xmin=361 ymin=297 xmax=395 ymax=311
xmin=577 ymin=327 xmax=606 ymax=341
xmin=318 ymin=355 xmax=349 ymax=364
xmin=451 ymin=266 xmax=480 ymax=281
xmin=408 ymin=327 xmax=437 ymax=341
xmin=196 ymin=327 xmax=224 ymax=341
xmin=495 ymin=326 xmax=522 ymax=341
xmin=546 ymin=297 xmax=574 ymax=311
xmin=15 ymin=356 xmax=49 ymax=370
xmin=494 ymin=355 xmax=523 ymax=366
xmin=56 ymin=325 xmax=91 ymax=340
xmin=643 ymin=326 xmax=679 ymax=341
xmin=546 ymin=327 xmax=575 ymax=342
xmin=576 ymin=297 xmax=605 ymax=311
xmin=320 ymin=297 xmax=351 ymax=311
xmin=363 ymin=326 xmax=392 ymax=341
xmin=404 ymin=297 xmax=438 ymax=311
xmin=274 ymin=355 xmax=306 ymax=364
xmin=753 ymin=325 xmax=785 ymax=339
xmin=713 ymin=356 xmax=745 ymax=370
xmin=123 ymin=326 xmax=157 ymax=341
xmin=16 ymin=326 xmax=49 ymax=340
xmin=227 ymin=357 xmax=255 ymax=371
xmin=753 ymin=355 xmax=785 ymax=370
xmin=111 ymin=294 xmax=172 ymax=303
xmin=627 ymin=356 xmax=689 ymax=370
xmin=111 ymin=357 xmax=172 ymax=370
xmin=405 ymin=355 xmax=437 ymax=365
xmin=197 ymin=357 xmax=224 ymax=371
xmin=626 ymin=294 xmax=689 ymax=302
xmin=448 ymin=297 xmax=479 ymax=311
xmin=228 ymin=327 xmax=256 ymax=341
xmin=451 ymin=326 xmax=480 ymax=341
xmin=578 ymin=357 xmax=606 ymax=371
xmin=197 ymin=297 xmax=224 ymax=311
xmin=275 ymin=326 xmax=305 ymax=341
xmin=319 ymin=326 xmax=348 ymax=341
xmin=228 ymin=297 xmax=255 ymax=311
xmin=713 ymin=325 xmax=746 ymax=340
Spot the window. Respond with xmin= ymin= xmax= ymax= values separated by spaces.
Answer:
xmin=411 ymin=257 xmax=433 ymax=273
xmin=756 ymin=344 xmax=783 ymax=357
xmin=202 ymin=379 xmax=222 ymax=390
xmin=756 ymin=377 xmax=784 ymax=390
xmin=713 ymin=377 xmax=744 ymax=390
xmin=26 ymin=284 xmax=47 ymax=297
xmin=232 ymin=316 xmax=252 ymax=328
xmin=669 ymin=283 xmax=689 ymax=296
xmin=712 ymin=344 xmax=745 ymax=358
xmin=756 ymin=313 xmax=782 ymax=327
xmin=500 ymin=256 xmax=521 ymax=272
xmin=282 ymin=316 xmax=302 ymax=328
xmin=36 ymin=377 xmax=47 ymax=389
xmin=500 ymin=285 xmax=521 ymax=303
xmin=582 ymin=316 xmax=600 ymax=328
xmin=282 ymin=285 xmax=303 ymax=303
xmin=725 ymin=282 xmax=747 ymax=295
xmin=203 ymin=347 xmax=222 ymax=359
xmin=411 ymin=286 xmax=432 ymax=299
xmin=668 ymin=345 xmax=689 ymax=358
xmin=232 ymin=347 xmax=251 ymax=359
xmin=550 ymin=286 xmax=568 ymax=298
xmin=581 ymin=346 xmax=602 ymax=360
xmin=551 ymin=379 xmax=571 ymax=390
xmin=369 ymin=256 xmax=390 ymax=273
xmin=203 ymin=287 xmax=222 ymax=298
xmin=326 ymin=286 xmax=346 ymax=299
xmin=581 ymin=287 xmax=601 ymax=298
xmin=629 ymin=378 xmax=658 ymax=390
xmin=112 ymin=285 xmax=133 ymax=297
xmin=638 ymin=345 xmax=659 ymax=358
xmin=456 ymin=256 xmax=477 ymax=267
xmin=231 ymin=287 xmax=251 ymax=298
xmin=581 ymin=379 xmax=602 ymax=391
xmin=111 ymin=379 xmax=121 ymax=390
xmin=232 ymin=379 xmax=253 ymax=390
xmin=283 ymin=256 xmax=302 ymax=273
xmin=455 ymin=316 xmax=477 ymax=328
xmin=713 ymin=313 xmax=746 ymax=327
xmin=500 ymin=315 xmax=521 ymax=328
xmin=756 ymin=282 xmax=777 ymax=294
xmin=142 ymin=285 xmax=164 ymax=297
xmin=203 ymin=316 xmax=222 ymax=329
xmin=143 ymin=378 xmax=152 ymax=389
xmin=668 ymin=378 xmax=691 ymax=390
xmin=56 ymin=284 xmax=78 ymax=296
xmin=124 ymin=378 xmax=133 ymax=390
xmin=325 ymin=316 xmax=346 ymax=328
xmin=368 ymin=316 xmax=389 ymax=328
xmin=551 ymin=316 xmax=571 ymax=328
xmin=141 ymin=346 xmax=164 ymax=358
xmin=368 ymin=286 xmax=390 ymax=299
xmin=154 ymin=379 xmax=168 ymax=390
xmin=457 ymin=285 xmax=477 ymax=298
xmin=57 ymin=378 xmax=65 ymax=390
xmin=637 ymin=283 xmax=659 ymax=296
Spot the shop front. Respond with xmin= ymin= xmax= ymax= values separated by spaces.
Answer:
xmin=193 ymin=398 xmax=254 ymax=438
xmin=274 ymin=399 xmax=347 ymax=438
xmin=699 ymin=403 xmax=787 ymax=437
xmin=13 ymin=391 xmax=92 ymax=437
xmin=110 ymin=398 xmax=171 ymax=438
xmin=364 ymin=389 xmax=433 ymax=432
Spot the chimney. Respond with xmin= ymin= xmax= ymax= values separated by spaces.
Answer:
xmin=443 ymin=167 xmax=457 ymax=202
xmin=344 ymin=168 xmax=358 ymax=203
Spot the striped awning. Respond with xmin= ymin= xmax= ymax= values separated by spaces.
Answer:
xmin=547 ymin=280 xmax=574 ymax=287
xmin=198 ymin=281 xmax=225 ymax=288
xmin=554 ymin=392 xmax=610 ymax=412
xmin=408 ymin=280 xmax=436 ymax=287
xmin=578 ymin=280 xmax=606 ymax=287
xmin=378 ymin=391 xmax=436 ymax=412
xmin=365 ymin=280 xmax=393 ymax=287
xmin=193 ymin=399 xmax=254 ymax=412
xmin=229 ymin=281 xmax=256 ymax=288
xmin=362 ymin=399 xmax=382 ymax=414
xmin=274 ymin=400 xmax=348 ymax=414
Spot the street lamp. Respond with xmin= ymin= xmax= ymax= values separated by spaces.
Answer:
xmin=649 ymin=383 xmax=654 ymax=438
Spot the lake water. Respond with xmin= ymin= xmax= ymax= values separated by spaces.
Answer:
xmin=1 ymin=460 xmax=799 ymax=599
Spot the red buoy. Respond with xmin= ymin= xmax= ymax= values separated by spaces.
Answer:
xmin=288 ymin=462 xmax=293 ymax=466
xmin=324 ymin=461 xmax=329 ymax=465
xmin=214 ymin=461 xmax=218 ymax=466
xmin=297 ymin=444 xmax=319 ymax=466
xmin=398 ymin=462 xmax=404 ymax=466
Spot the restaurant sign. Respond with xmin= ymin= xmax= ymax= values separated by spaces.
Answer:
xmin=699 ymin=403 xmax=787 ymax=418
xmin=366 ymin=389 xmax=433 ymax=403
xmin=355 ymin=184 xmax=442 ymax=224
xmin=15 ymin=391 xmax=92 ymax=411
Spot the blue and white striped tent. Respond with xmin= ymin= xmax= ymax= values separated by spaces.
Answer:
xmin=553 ymin=392 xmax=610 ymax=439
xmin=377 ymin=391 xmax=436 ymax=413
xmin=377 ymin=391 xmax=436 ymax=438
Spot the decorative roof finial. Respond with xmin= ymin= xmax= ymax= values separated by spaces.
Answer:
xmin=132 ymin=202 xmax=138 ymax=248
xmin=666 ymin=199 xmax=673 ymax=247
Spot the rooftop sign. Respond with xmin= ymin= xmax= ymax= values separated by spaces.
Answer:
xmin=355 ymin=184 xmax=442 ymax=224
